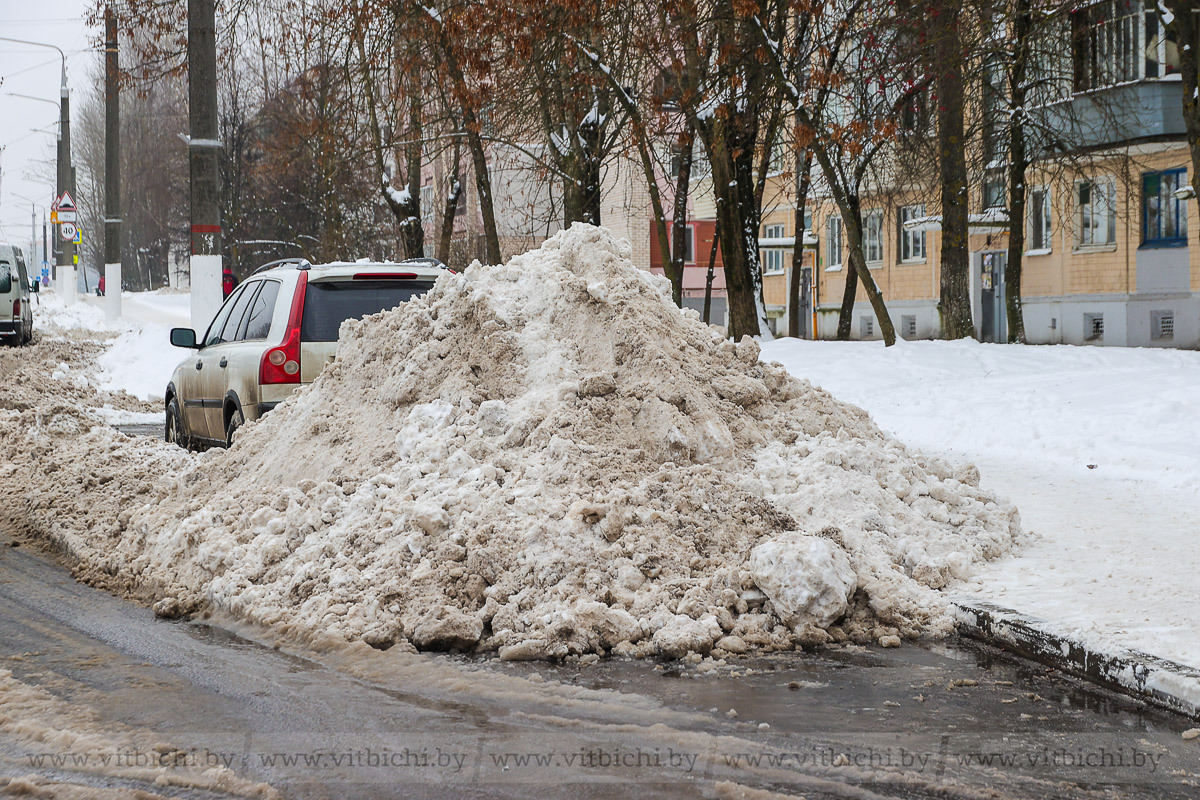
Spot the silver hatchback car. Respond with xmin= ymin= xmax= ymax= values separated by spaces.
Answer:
xmin=165 ymin=258 xmax=444 ymax=449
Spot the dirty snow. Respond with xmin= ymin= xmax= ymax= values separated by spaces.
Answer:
xmin=0 ymin=225 xmax=1021 ymax=658
xmin=32 ymin=289 xmax=188 ymax=402
xmin=0 ymin=669 xmax=277 ymax=798
xmin=762 ymin=338 xmax=1200 ymax=669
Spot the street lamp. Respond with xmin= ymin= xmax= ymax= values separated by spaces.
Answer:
xmin=0 ymin=36 xmax=74 ymax=298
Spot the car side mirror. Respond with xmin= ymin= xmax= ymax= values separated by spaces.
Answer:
xmin=30 ymin=280 xmax=39 ymax=293
xmin=170 ymin=328 xmax=199 ymax=349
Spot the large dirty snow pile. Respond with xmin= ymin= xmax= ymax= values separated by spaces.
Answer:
xmin=2 ymin=225 xmax=1022 ymax=658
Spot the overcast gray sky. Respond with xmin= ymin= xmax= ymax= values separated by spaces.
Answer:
xmin=0 ymin=0 xmax=97 ymax=260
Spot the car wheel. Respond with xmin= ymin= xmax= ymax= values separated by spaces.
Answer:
xmin=165 ymin=398 xmax=189 ymax=450
xmin=225 ymin=407 xmax=244 ymax=448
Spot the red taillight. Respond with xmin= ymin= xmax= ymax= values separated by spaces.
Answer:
xmin=260 ymin=272 xmax=307 ymax=385
xmin=352 ymin=272 xmax=417 ymax=280
xmin=12 ymin=299 xmax=20 ymax=317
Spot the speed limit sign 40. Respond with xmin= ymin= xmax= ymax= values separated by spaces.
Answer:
xmin=60 ymin=221 xmax=78 ymax=242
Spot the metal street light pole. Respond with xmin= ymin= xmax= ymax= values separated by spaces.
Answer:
xmin=0 ymin=37 xmax=73 ymax=300
xmin=10 ymin=192 xmax=41 ymax=274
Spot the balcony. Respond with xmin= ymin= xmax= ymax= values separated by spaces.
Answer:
xmin=1040 ymin=79 xmax=1186 ymax=152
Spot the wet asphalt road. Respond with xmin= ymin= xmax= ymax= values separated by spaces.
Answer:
xmin=0 ymin=425 xmax=1194 ymax=798
xmin=3 ymin=526 xmax=1199 ymax=799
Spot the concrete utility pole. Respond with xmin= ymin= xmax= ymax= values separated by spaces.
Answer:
xmin=58 ymin=64 xmax=77 ymax=305
xmin=104 ymin=6 xmax=122 ymax=321
xmin=187 ymin=0 xmax=223 ymax=329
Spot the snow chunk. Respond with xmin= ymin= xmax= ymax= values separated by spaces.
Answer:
xmin=749 ymin=533 xmax=857 ymax=629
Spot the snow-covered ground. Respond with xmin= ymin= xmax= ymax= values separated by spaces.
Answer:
xmin=763 ymin=338 xmax=1200 ymax=669
xmin=35 ymin=289 xmax=189 ymax=406
xmin=30 ymin=287 xmax=1200 ymax=668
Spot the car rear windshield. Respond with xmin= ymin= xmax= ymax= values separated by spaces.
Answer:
xmin=300 ymin=279 xmax=434 ymax=342
xmin=0 ymin=263 xmax=11 ymax=294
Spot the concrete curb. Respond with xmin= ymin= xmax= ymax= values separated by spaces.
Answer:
xmin=951 ymin=597 xmax=1200 ymax=721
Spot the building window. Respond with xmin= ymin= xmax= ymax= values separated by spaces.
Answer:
xmin=1142 ymin=168 xmax=1188 ymax=246
xmin=669 ymin=225 xmax=695 ymax=264
xmin=1028 ymin=187 xmax=1052 ymax=252
xmin=864 ymin=210 xmax=884 ymax=263
xmin=420 ymin=185 xmax=434 ymax=224
xmin=826 ymin=216 xmax=843 ymax=269
xmin=1084 ymin=312 xmax=1104 ymax=341
xmin=898 ymin=205 xmax=926 ymax=262
xmin=983 ymin=170 xmax=1006 ymax=210
xmin=453 ymin=181 xmax=466 ymax=217
xmin=1076 ymin=180 xmax=1116 ymax=246
xmin=767 ymin=131 xmax=787 ymax=175
xmin=761 ymin=223 xmax=786 ymax=275
xmin=1072 ymin=2 xmax=1179 ymax=91
xmin=982 ymin=56 xmax=1007 ymax=165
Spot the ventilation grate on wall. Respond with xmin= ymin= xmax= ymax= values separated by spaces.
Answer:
xmin=902 ymin=315 xmax=917 ymax=338
xmin=1084 ymin=312 xmax=1104 ymax=341
xmin=860 ymin=316 xmax=874 ymax=338
xmin=1152 ymin=310 xmax=1174 ymax=341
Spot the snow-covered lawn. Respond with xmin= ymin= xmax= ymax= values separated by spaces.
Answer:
xmin=764 ymin=337 xmax=1200 ymax=669
xmin=32 ymin=288 xmax=1200 ymax=668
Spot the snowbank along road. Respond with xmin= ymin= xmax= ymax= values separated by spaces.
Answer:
xmin=0 ymin=225 xmax=1021 ymax=661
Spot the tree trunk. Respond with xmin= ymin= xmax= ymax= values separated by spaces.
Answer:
xmin=463 ymin=121 xmax=502 ymax=264
xmin=671 ymin=128 xmax=695 ymax=298
xmin=934 ymin=0 xmax=974 ymax=339
xmin=437 ymin=135 xmax=462 ymax=265
xmin=839 ymin=209 xmax=895 ymax=345
xmin=703 ymin=226 xmax=720 ymax=325
xmin=707 ymin=134 xmax=761 ymax=340
xmin=789 ymin=147 xmax=813 ymax=339
xmin=399 ymin=66 xmax=424 ymax=259
xmin=1004 ymin=0 xmax=1032 ymax=343
xmin=426 ymin=10 xmax=502 ymax=265
xmin=836 ymin=252 xmax=858 ymax=340
xmin=581 ymin=46 xmax=683 ymax=304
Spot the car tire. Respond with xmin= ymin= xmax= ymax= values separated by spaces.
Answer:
xmin=225 ymin=407 xmax=244 ymax=448
xmin=165 ymin=398 xmax=189 ymax=451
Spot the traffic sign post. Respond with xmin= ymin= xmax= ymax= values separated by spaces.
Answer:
xmin=53 ymin=190 xmax=77 ymax=213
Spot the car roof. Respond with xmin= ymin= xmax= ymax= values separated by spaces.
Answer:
xmin=250 ymin=257 xmax=448 ymax=280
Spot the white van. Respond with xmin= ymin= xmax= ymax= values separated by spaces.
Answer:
xmin=0 ymin=243 xmax=35 ymax=346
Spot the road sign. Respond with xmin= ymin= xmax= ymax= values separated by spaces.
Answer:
xmin=60 ymin=221 xmax=78 ymax=242
xmin=73 ymin=226 xmax=82 ymax=245
xmin=51 ymin=210 xmax=77 ymax=224
xmin=53 ymin=190 xmax=77 ymax=213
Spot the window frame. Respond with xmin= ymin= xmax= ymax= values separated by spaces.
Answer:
xmin=1141 ymin=167 xmax=1189 ymax=247
xmin=202 ymin=283 xmax=251 ymax=348
xmin=669 ymin=224 xmax=696 ymax=265
xmin=1075 ymin=178 xmax=1117 ymax=248
xmin=761 ymin=223 xmax=787 ymax=275
xmin=1027 ymin=186 xmax=1053 ymax=254
xmin=898 ymin=204 xmax=927 ymax=263
xmin=240 ymin=279 xmax=282 ymax=342
xmin=420 ymin=185 xmax=434 ymax=224
xmin=863 ymin=210 xmax=884 ymax=264
xmin=826 ymin=215 xmax=844 ymax=271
